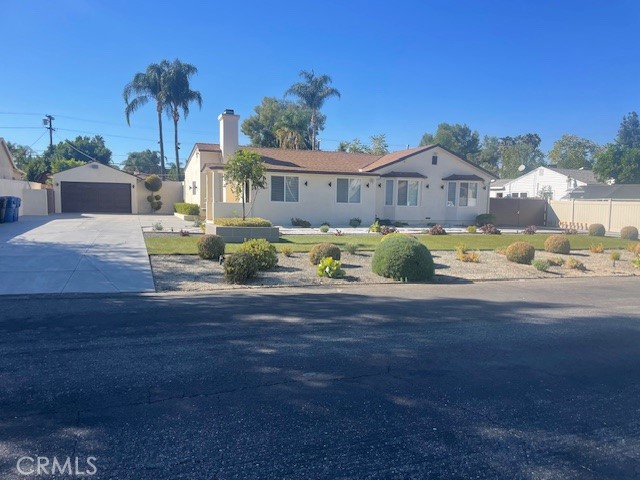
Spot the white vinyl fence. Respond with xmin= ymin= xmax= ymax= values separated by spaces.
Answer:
xmin=548 ymin=199 xmax=640 ymax=232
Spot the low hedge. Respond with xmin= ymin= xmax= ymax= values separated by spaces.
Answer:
xmin=237 ymin=239 xmax=278 ymax=270
xmin=620 ymin=226 xmax=638 ymax=240
xmin=214 ymin=217 xmax=273 ymax=227
xmin=544 ymin=234 xmax=571 ymax=254
xmin=506 ymin=242 xmax=535 ymax=264
xmin=224 ymin=253 xmax=258 ymax=284
xmin=197 ymin=234 xmax=225 ymax=260
xmin=588 ymin=223 xmax=606 ymax=237
xmin=309 ymin=243 xmax=341 ymax=265
xmin=174 ymin=203 xmax=200 ymax=215
xmin=372 ymin=235 xmax=434 ymax=281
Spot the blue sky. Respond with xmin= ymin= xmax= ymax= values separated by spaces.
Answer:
xmin=1 ymin=0 xmax=639 ymax=166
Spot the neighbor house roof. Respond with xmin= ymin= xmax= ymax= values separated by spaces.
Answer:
xmin=204 ymin=143 xmax=497 ymax=178
xmin=548 ymin=167 xmax=601 ymax=185
xmin=490 ymin=179 xmax=511 ymax=189
xmin=0 ymin=137 xmax=25 ymax=177
xmin=380 ymin=171 xmax=427 ymax=178
xmin=568 ymin=184 xmax=640 ymax=199
xmin=195 ymin=143 xmax=222 ymax=152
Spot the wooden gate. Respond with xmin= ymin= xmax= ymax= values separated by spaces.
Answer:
xmin=490 ymin=198 xmax=547 ymax=226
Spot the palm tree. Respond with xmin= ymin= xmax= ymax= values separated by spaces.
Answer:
xmin=275 ymin=127 xmax=305 ymax=149
xmin=162 ymin=59 xmax=202 ymax=181
xmin=286 ymin=70 xmax=340 ymax=150
xmin=123 ymin=63 xmax=168 ymax=177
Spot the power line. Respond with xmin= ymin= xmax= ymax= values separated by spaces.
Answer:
xmin=29 ymin=131 xmax=47 ymax=148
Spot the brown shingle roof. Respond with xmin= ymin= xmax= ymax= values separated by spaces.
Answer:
xmin=196 ymin=143 xmax=221 ymax=152
xmin=360 ymin=145 xmax=431 ymax=172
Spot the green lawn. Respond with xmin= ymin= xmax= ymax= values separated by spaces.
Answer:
xmin=145 ymin=233 xmax=637 ymax=255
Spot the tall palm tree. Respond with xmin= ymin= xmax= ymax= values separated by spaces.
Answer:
xmin=162 ymin=60 xmax=202 ymax=180
xmin=123 ymin=63 xmax=168 ymax=177
xmin=286 ymin=70 xmax=340 ymax=150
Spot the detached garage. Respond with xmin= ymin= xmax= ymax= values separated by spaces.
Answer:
xmin=52 ymin=162 xmax=140 ymax=214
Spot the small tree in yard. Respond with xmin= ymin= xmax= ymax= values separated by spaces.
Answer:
xmin=145 ymin=174 xmax=163 ymax=212
xmin=223 ymin=150 xmax=266 ymax=220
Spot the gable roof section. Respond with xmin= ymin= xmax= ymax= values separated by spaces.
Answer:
xmin=52 ymin=161 xmax=140 ymax=180
xmin=0 ymin=137 xmax=25 ymax=176
xmin=361 ymin=144 xmax=497 ymax=178
xmin=569 ymin=184 xmax=640 ymax=199
xmin=548 ymin=167 xmax=601 ymax=185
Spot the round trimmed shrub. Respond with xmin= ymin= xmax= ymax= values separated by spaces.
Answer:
xmin=197 ymin=234 xmax=225 ymax=260
xmin=588 ymin=223 xmax=606 ymax=237
xmin=544 ymin=234 xmax=571 ymax=254
xmin=309 ymin=243 xmax=341 ymax=265
xmin=372 ymin=235 xmax=435 ymax=281
xmin=144 ymin=174 xmax=163 ymax=192
xmin=237 ymin=238 xmax=278 ymax=270
xmin=620 ymin=226 xmax=638 ymax=240
xmin=506 ymin=242 xmax=535 ymax=264
xmin=224 ymin=253 xmax=258 ymax=284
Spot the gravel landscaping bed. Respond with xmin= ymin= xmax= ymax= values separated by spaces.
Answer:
xmin=150 ymin=249 xmax=639 ymax=292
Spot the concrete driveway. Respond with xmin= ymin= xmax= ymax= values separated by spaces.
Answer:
xmin=0 ymin=214 xmax=155 ymax=294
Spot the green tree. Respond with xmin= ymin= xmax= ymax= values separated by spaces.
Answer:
xmin=593 ymin=144 xmax=640 ymax=184
xmin=419 ymin=123 xmax=480 ymax=159
xmin=161 ymin=59 xmax=202 ymax=181
xmin=122 ymin=150 xmax=161 ymax=174
xmin=51 ymin=136 xmax=112 ymax=165
xmin=223 ymin=150 xmax=267 ymax=220
xmin=471 ymin=136 xmax=501 ymax=174
xmin=499 ymin=134 xmax=545 ymax=178
xmin=6 ymin=142 xmax=35 ymax=169
xmin=124 ymin=62 xmax=168 ymax=177
xmin=548 ymin=134 xmax=601 ymax=169
xmin=616 ymin=111 xmax=640 ymax=148
xmin=337 ymin=134 xmax=389 ymax=154
xmin=51 ymin=158 xmax=85 ymax=173
xmin=286 ymin=70 xmax=340 ymax=150
xmin=23 ymin=158 xmax=48 ymax=182
xmin=242 ymin=97 xmax=322 ymax=149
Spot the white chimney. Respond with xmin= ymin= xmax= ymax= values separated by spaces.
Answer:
xmin=218 ymin=109 xmax=239 ymax=161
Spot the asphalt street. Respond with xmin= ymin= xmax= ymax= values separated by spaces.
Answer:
xmin=0 ymin=278 xmax=639 ymax=479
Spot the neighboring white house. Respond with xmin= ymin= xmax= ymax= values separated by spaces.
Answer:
xmin=490 ymin=166 xmax=603 ymax=200
xmin=183 ymin=110 xmax=496 ymax=227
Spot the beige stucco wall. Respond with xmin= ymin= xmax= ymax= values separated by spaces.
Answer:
xmin=136 ymin=179 xmax=183 ymax=215
xmin=373 ymin=147 xmax=492 ymax=225
xmin=52 ymin=163 xmax=139 ymax=213
xmin=0 ymin=141 xmax=23 ymax=180
xmin=183 ymin=149 xmax=222 ymax=207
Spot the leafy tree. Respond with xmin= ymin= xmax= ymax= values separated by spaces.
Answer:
xmin=593 ymin=144 xmax=640 ymax=184
xmin=548 ymin=134 xmax=600 ymax=169
xmin=165 ymin=162 xmax=180 ymax=181
xmin=51 ymin=158 xmax=85 ymax=173
xmin=23 ymin=158 xmax=48 ymax=182
xmin=593 ymin=112 xmax=640 ymax=183
xmin=616 ymin=111 xmax=640 ymax=148
xmin=124 ymin=62 xmax=168 ymax=177
xmin=499 ymin=134 xmax=545 ymax=178
xmin=223 ymin=150 xmax=267 ymax=220
xmin=471 ymin=136 xmax=501 ymax=174
xmin=6 ymin=142 xmax=35 ymax=169
xmin=337 ymin=134 xmax=389 ymax=154
xmin=419 ymin=123 xmax=480 ymax=159
xmin=241 ymin=97 xmax=322 ymax=149
xmin=51 ymin=136 xmax=112 ymax=165
xmin=286 ymin=70 xmax=340 ymax=150
xmin=122 ymin=150 xmax=161 ymax=174
xmin=162 ymin=59 xmax=202 ymax=180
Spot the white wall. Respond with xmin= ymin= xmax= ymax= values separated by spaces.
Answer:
xmin=0 ymin=179 xmax=47 ymax=216
xmin=496 ymin=167 xmax=585 ymax=200
xmin=0 ymin=140 xmax=23 ymax=180
xmin=183 ymin=149 xmax=221 ymax=207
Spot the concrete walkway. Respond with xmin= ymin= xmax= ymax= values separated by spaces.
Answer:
xmin=0 ymin=214 xmax=155 ymax=295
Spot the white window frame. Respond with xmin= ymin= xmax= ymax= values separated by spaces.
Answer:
xmin=397 ymin=179 xmax=420 ymax=207
xmin=447 ymin=182 xmax=457 ymax=207
xmin=270 ymin=175 xmax=299 ymax=203
xmin=336 ymin=178 xmax=361 ymax=204
xmin=385 ymin=179 xmax=394 ymax=206
xmin=459 ymin=182 xmax=478 ymax=207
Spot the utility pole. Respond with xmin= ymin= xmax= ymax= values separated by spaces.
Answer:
xmin=43 ymin=115 xmax=55 ymax=148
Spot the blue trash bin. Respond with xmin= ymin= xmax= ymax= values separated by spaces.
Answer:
xmin=0 ymin=197 xmax=6 ymax=224
xmin=4 ymin=197 xmax=16 ymax=223
xmin=13 ymin=197 xmax=21 ymax=221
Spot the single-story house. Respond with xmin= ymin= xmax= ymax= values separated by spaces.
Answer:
xmin=490 ymin=166 xmax=604 ymax=200
xmin=51 ymin=162 xmax=182 ymax=214
xmin=0 ymin=138 xmax=25 ymax=180
xmin=566 ymin=183 xmax=640 ymax=200
xmin=184 ymin=110 xmax=496 ymax=227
